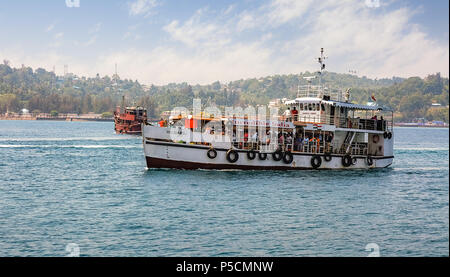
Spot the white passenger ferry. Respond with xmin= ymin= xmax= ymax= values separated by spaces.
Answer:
xmin=143 ymin=50 xmax=394 ymax=170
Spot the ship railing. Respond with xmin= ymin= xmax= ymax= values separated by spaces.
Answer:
xmin=231 ymin=140 xmax=294 ymax=153
xmin=292 ymin=141 xmax=369 ymax=155
xmin=291 ymin=114 xmax=388 ymax=132
xmin=337 ymin=142 xmax=369 ymax=155
xmin=301 ymin=141 xmax=326 ymax=154
xmin=298 ymin=141 xmax=368 ymax=156
xmin=297 ymin=86 xmax=344 ymax=102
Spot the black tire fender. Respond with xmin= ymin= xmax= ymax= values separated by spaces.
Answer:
xmin=258 ymin=152 xmax=267 ymax=160
xmin=272 ymin=150 xmax=283 ymax=161
xmin=226 ymin=149 xmax=239 ymax=163
xmin=366 ymin=156 xmax=374 ymax=166
xmin=283 ymin=152 xmax=294 ymax=164
xmin=207 ymin=148 xmax=217 ymax=159
xmin=247 ymin=150 xmax=257 ymax=160
xmin=342 ymin=155 xmax=352 ymax=167
xmin=311 ymin=155 xmax=322 ymax=169
xmin=324 ymin=152 xmax=332 ymax=162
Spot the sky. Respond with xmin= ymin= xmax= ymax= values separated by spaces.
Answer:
xmin=0 ymin=0 xmax=448 ymax=85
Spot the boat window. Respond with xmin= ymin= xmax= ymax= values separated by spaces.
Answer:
xmin=300 ymin=103 xmax=303 ymax=110
xmin=316 ymin=104 xmax=320 ymax=111
xmin=321 ymin=104 xmax=325 ymax=111
xmin=308 ymin=104 xmax=312 ymax=111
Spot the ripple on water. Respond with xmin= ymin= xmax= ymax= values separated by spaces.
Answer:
xmin=0 ymin=122 xmax=448 ymax=257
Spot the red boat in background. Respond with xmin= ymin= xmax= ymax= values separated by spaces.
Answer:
xmin=114 ymin=98 xmax=147 ymax=135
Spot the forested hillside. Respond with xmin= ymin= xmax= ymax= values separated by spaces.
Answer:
xmin=0 ymin=60 xmax=448 ymax=122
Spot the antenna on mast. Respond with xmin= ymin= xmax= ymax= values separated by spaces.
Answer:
xmin=317 ymin=48 xmax=327 ymax=88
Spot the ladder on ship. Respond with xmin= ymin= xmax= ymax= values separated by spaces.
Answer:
xmin=340 ymin=131 xmax=356 ymax=154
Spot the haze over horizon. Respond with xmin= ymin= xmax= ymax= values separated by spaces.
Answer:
xmin=0 ymin=0 xmax=448 ymax=85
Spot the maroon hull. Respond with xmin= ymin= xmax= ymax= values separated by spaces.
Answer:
xmin=114 ymin=122 xmax=142 ymax=134
xmin=114 ymin=105 xmax=147 ymax=135
xmin=145 ymin=156 xmax=394 ymax=171
xmin=146 ymin=156 xmax=308 ymax=170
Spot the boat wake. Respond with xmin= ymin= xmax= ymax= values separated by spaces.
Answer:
xmin=0 ymin=137 xmax=138 ymax=142
xmin=0 ymin=144 xmax=141 ymax=149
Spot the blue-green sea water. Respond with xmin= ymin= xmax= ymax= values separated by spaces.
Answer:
xmin=0 ymin=120 xmax=448 ymax=257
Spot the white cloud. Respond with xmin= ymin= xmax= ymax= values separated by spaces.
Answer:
xmin=2 ymin=0 xmax=448 ymax=85
xmin=128 ymin=0 xmax=158 ymax=17
xmin=82 ymin=36 xmax=97 ymax=47
xmin=224 ymin=4 xmax=235 ymax=15
xmin=163 ymin=8 xmax=231 ymax=48
xmin=267 ymin=0 xmax=314 ymax=25
xmin=123 ymin=24 xmax=142 ymax=41
xmin=95 ymin=43 xmax=274 ymax=85
xmin=88 ymin=22 xmax=102 ymax=34
xmin=280 ymin=1 xmax=449 ymax=78
xmin=237 ymin=0 xmax=315 ymax=31
xmin=54 ymin=32 xmax=64 ymax=39
xmin=158 ymin=0 xmax=448 ymax=83
xmin=47 ymin=32 xmax=64 ymax=48
xmin=45 ymin=23 xmax=55 ymax=33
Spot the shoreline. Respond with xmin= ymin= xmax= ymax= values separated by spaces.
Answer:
xmin=394 ymin=125 xmax=449 ymax=128
xmin=0 ymin=117 xmax=114 ymax=122
xmin=2 ymin=117 xmax=448 ymax=128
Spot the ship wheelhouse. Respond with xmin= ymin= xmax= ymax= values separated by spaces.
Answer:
xmin=284 ymin=84 xmax=394 ymax=157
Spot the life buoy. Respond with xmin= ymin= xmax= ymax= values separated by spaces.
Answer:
xmin=311 ymin=155 xmax=322 ymax=169
xmin=387 ymin=132 xmax=392 ymax=140
xmin=226 ymin=149 xmax=239 ymax=163
xmin=342 ymin=155 xmax=352 ymax=167
xmin=272 ymin=150 xmax=283 ymax=161
xmin=324 ymin=152 xmax=332 ymax=162
xmin=283 ymin=152 xmax=294 ymax=164
xmin=309 ymin=138 xmax=321 ymax=152
xmin=247 ymin=150 xmax=256 ymax=160
xmin=383 ymin=132 xmax=388 ymax=139
xmin=258 ymin=152 xmax=267 ymax=160
xmin=373 ymin=134 xmax=380 ymax=144
xmin=366 ymin=156 xmax=374 ymax=166
xmin=207 ymin=148 xmax=217 ymax=159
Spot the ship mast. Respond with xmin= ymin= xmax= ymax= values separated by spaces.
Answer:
xmin=121 ymin=95 xmax=125 ymax=114
xmin=317 ymin=48 xmax=327 ymax=92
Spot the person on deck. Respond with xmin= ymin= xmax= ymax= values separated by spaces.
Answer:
xmin=286 ymin=133 xmax=293 ymax=150
xmin=326 ymin=133 xmax=334 ymax=153
xmin=159 ymin=118 xmax=165 ymax=127
xmin=295 ymin=136 xmax=303 ymax=152
xmin=278 ymin=132 xmax=284 ymax=146
xmin=252 ymin=131 xmax=259 ymax=142
xmin=284 ymin=108 xmax=291 ymax=122
xmin=251 ymin=131 xmax=259 ymax=149
xmin=291 ymin=107 xmax=299 ymax=121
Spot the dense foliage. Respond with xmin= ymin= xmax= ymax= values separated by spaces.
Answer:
xmin=0 ymin=60 xmax=448 ymax=122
